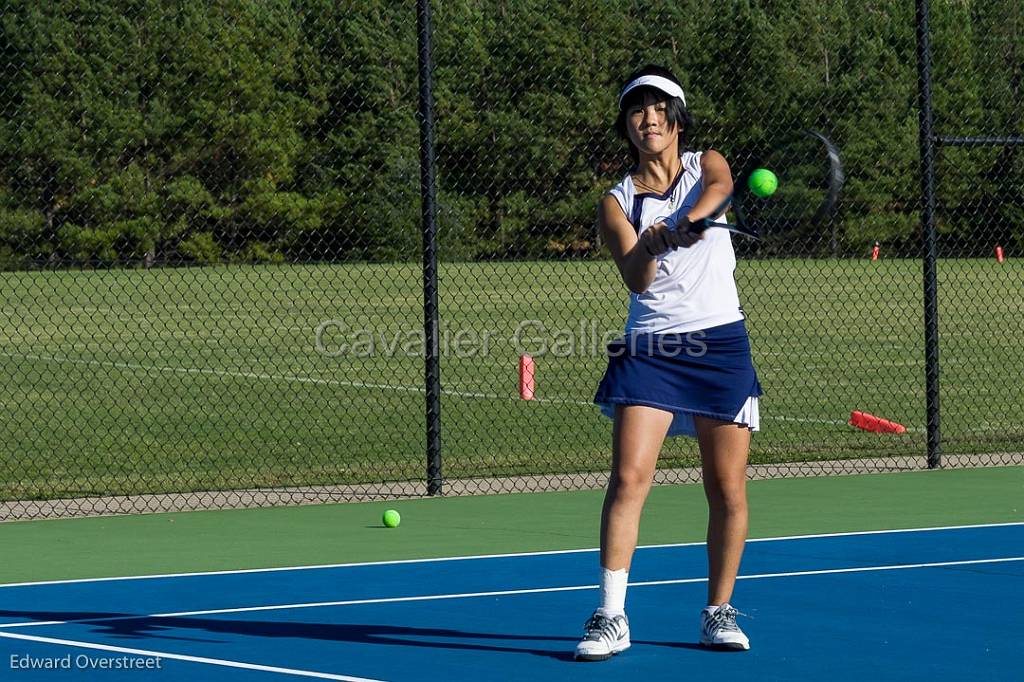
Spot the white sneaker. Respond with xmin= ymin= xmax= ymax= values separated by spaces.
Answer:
xmin=700 ymin=604 xmax=750 ymax=650
xmin=574 ymin=610 xmax=630 ymax=661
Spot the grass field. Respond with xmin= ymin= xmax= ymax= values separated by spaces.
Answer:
xmin=1 ymin=258 xmax=1022 ymax=501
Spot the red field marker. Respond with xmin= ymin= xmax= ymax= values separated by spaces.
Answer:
xmin=519 ymin=354 xmax=535 ymax=400
xmin=849 ymin=410 xmax=906 ymax=434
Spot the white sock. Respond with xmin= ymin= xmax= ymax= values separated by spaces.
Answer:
xmin=704 ymin=604 xmax=722 ymax=614
xmin=598 ymin=567 xmax=628 ymax=616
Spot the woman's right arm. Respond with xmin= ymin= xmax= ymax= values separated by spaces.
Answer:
xmin=598 ymin=195 xmax=695 ymax=294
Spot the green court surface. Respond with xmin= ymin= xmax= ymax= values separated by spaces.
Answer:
xmin=1 ymin=467 xmax=1020 ymax=585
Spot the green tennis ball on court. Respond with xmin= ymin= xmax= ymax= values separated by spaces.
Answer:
xmin=748 ymin=168 xmax=778 ymax=198
xmin=382 ymin=509 xmax=401 ymax=528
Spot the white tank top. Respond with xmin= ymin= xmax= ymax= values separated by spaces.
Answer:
xmin=609 ymin=151 xmax=744 ymax=334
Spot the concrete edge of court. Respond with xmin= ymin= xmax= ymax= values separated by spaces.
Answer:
xmin=3 ymin=453 xmax=1022 ymax=522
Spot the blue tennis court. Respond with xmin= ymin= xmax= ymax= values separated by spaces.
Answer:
xmin=1 ymin=523 xmax=1021 ymax=681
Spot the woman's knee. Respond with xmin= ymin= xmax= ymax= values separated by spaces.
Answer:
xmin=704 ymin=477 xmax=748 ymax=514
xmin=609 ymin=464 xmax=653 ymax=502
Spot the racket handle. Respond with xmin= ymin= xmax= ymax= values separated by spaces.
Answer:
xmin=695 ymin=218 xmax=760 ymax=239
xmin=689 ymin=217 xmax=713 ymax=234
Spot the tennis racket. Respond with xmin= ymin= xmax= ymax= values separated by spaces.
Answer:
xmin=686 ymin=130 xmax=844 ymax=240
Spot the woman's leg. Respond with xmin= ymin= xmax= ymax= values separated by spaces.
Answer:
xmin=695 ymin=416 xmax=751 ymax=606
xmin=575 ymin=404 xmax=673 ymax=661
xmin=600 ymin=404 xmax=674 ymax=571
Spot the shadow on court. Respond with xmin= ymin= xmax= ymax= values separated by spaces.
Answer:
xmin=0 ymin=609 xmax=710 ymax=661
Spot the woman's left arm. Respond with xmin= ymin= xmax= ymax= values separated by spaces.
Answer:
xmin=686 ymin=150 xmax=734 ymax=223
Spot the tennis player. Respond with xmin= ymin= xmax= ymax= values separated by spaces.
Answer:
xmin=574 ymin=65 xmax=761 ymax=661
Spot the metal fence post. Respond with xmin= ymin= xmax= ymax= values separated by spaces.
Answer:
xmin=417 ymin=0 xmax=443 ymax=494
xmin=914 ymin=0 xmax=942 ymax=469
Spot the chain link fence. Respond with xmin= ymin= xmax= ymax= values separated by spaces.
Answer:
xmin=1 ymin=1 xmax=1021 ymax=519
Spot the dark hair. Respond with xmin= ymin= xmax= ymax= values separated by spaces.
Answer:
xmin=614 ymin=65 xmax=694 ymax=166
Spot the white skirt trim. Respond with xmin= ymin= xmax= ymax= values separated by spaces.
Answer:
xmin=734 ymin=395 xmax=760 ymax=432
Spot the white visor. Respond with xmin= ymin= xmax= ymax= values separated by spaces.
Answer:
xmin=618 ymin=75 xmax=687 ymax=109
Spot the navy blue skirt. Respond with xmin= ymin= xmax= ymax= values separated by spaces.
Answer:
xmin=594 ymin=319 xmax=762 ymax=437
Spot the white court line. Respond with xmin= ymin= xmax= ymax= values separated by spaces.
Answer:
xmin=1 ymin=556 xmax=1021 ymax=632
xmin=0 ymin=631 xmax=383 ymax=681
xmin=2 ymin=521 xmax=1021 ymax=590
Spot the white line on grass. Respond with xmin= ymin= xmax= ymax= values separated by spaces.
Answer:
xmin=768 ymin=413 xmax=926 ymax=433
xmin=769 ymin=415 xmax=848 ymax=426
xmin=0 ymin=351 xmax=507 ymax=401
xmin=0 ymin=350 xmax=588 ymax=406
xmin=0 ymin=631 xmax=383 ymax=681
xmin=0 ymin=350 xmax=888 ymax=423
xmin=1 ymin=521 xmax=1020 ymax=590
xmin=0 ymin=350 xmax=580 ymax=405
xmin=1 ymin=556 xmax=1021 ymax=632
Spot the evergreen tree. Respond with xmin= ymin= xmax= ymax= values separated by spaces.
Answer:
xmin=0 ymin=0 xmax=1019 ymax=265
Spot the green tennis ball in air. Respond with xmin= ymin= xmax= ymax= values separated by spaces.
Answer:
xmin=748 ymin=168 xmax=778 ymax=198
xmin=382 ymin=509 xmax=401 ymax=528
